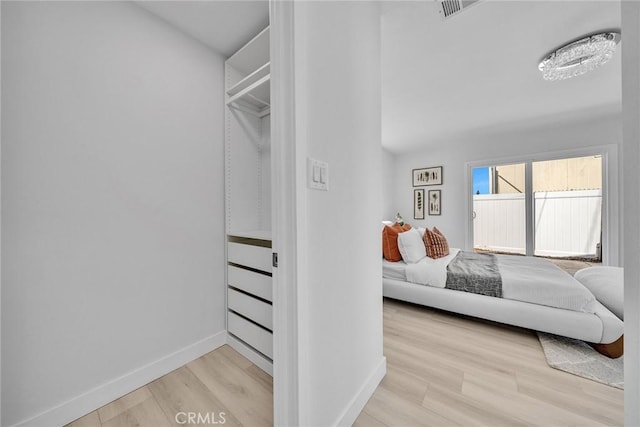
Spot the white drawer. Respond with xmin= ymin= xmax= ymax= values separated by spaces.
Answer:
xmin=228 ymin=288 xmax=273 ymax=330
xmin=228 ymin=242 xmax=272 ymax=273
xmin=228 ymin=265 xmax=272 ymax=302
xmin=228 ymin=311 xmax=273 ymax=359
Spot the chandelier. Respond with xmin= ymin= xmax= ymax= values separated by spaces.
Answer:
xmin=538 ymin=32 xmax=621 ymax=81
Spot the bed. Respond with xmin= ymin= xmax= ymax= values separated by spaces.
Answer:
xmin=382 ymin=248 xmax=623 ymax=354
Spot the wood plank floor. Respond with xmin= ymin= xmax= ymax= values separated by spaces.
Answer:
xmin=68 ymin=298 xmax=622 ymax=426
xmin=355 ymin=298 xmax=623 ymax=427
xmin=66 ymin=345 xmax=273 ymax=427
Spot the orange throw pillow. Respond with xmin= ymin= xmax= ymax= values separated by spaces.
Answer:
xmin=424 ymin=227 xmax=450 ymax=259
xmin=382 ymin=223 xmax=412 ymax=262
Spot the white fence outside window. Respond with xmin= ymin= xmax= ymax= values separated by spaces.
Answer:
xmin=473 ymin=189 xmax=602 ymax=258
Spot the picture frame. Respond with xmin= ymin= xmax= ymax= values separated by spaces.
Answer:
xmin=412 ymin=166 xmax=443 ymax=186
xmin=428 ymin=190 xmax=441 ymax=216
xmin=414 ymin=189 xmax=425 ymax=220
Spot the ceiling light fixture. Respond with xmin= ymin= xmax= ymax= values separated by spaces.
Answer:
xmin=538 ymin=31 xmax=621 ymax=81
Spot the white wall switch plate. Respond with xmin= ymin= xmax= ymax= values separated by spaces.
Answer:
xmin=307 ymin=157 xmax=328 ymax=191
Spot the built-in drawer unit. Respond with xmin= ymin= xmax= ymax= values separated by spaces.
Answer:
xmin=228 ymin=265 xmax=272 ymax=302
xmin=228 ymin=288 xmax=273 ymax=330
xmin=228 ymin=241 xmax=272 ymax=273
xmin=228 ymin=311 xmax=273 ymax=359
xmin=226 ymin=234 xmax=273 ymax=366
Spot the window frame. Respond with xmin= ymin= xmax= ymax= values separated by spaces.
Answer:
xmin=465 ymin=144 xmax=619 ymax=266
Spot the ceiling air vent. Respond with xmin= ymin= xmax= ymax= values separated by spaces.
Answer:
xmin=437 ymin=0 xmax=481 ymax=20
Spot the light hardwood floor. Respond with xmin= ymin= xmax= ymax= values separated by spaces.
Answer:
xmin=355 ymin=298 xmax=623 ymax=427
xmin=66 ymin=345 xmax=273 ymax=427
xmin=68 ymin=298 xmax=622 ymax=427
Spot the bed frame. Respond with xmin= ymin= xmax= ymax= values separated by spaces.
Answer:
xmin=383 ymin=277 xmax=624 ymax=356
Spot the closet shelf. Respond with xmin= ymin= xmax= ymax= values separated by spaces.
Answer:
xmin=227 ymin=63 xmax=270 ymax=97
xmin=226 ymin=73 xmax=271 ymax=118
xmin=226 ymin=27 xmax=270 ymax=76
xmin=228 ymin=230 xmax=272 ymax=241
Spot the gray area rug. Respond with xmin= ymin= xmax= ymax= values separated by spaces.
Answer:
xmin=537 ymin=332 xmax=623 ymax=389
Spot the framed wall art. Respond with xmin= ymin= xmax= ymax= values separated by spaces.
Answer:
xmin=413 ymin=166 xmax=443 ymax=186
xmin=428 ymin=190 xmax=441 ymax=216
xmin=414 ymin=189 xmax=425 ymax=220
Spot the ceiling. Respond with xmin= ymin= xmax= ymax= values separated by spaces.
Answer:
xmin=136 ymin=1 xmax=269 ymax=57
xmin=381 ymin=1 xmax=622 ymax=154
xmin=135 ymin=1 xmax=621 ymax=155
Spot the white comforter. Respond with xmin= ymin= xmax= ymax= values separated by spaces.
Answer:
xmin=403 ymin=249 xmax=597 ymax=313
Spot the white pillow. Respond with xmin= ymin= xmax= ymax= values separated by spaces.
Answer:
xmin=417 ymin=227 xmax=426 ymax=237
xmin=397 ymin=228 xmax=427 ymax=264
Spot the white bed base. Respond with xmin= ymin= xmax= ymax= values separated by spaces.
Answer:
xmin=383 ymin=277 xmax=623 ymax=344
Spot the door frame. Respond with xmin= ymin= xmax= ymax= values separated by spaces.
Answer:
xmin=270 ymin=1 xmax=301 ymax=425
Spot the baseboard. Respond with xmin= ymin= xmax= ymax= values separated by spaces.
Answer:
xmin=12 ymin=331 xmax=227 ymax=427
xmin=335 ymin=356 xmax=387 ymax=427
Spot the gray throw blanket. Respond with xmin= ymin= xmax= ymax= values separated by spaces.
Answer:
xmin=445 ymin=251 xmax=503 ymax=298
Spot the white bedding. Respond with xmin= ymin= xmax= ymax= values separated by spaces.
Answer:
xmin=381 ymin=260 xmax=409 ymax=281
xmin=403 ymin=248 xmax=461 ymax=288
xmin=384 ymin=249 xmax=597 ymax=313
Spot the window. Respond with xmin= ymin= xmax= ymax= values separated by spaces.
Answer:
xmin=532 ymin=156 xmax=602 ymax=259
xmin=472 ymin=163 xmax=526 ymax=255
xmin=468 ymin=148 xmax=616 ymax=265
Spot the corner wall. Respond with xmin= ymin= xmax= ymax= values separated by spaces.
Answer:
xmin=292 ymin=2 xmax=386 ymax=425
xmin=382 ymin=148 xmax=397 ymax=221
xmin=1 ymin=3 xmax=226 ymax=425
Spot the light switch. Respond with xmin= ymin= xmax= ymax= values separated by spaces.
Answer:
xmin=307 ymin=157 xmax=329 ymax=191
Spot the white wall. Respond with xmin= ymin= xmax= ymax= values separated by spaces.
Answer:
xmin=391 ymin=114 xmax=622 ymax=261
xmin=622 ymin=2 xmax=640 ymax=425
xmin=0 ymin=2 xmax=3 ymax=422
xmin=1 ymin=2 xmax=226 ymax=425
xmin=381 ymin=147 xmax=397 ymax=221
xmin=292 ymin=2 xmax=386 ymax=425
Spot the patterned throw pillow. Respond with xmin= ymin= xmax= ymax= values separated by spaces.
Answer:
xmin=382 ymin=223 xmax=412 ymax=262
xmin=423 ymin=227 xmax=450 ymax=259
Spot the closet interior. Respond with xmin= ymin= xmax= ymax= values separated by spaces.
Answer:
xmin=224 ymin=26 xmax=274 ymax=375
